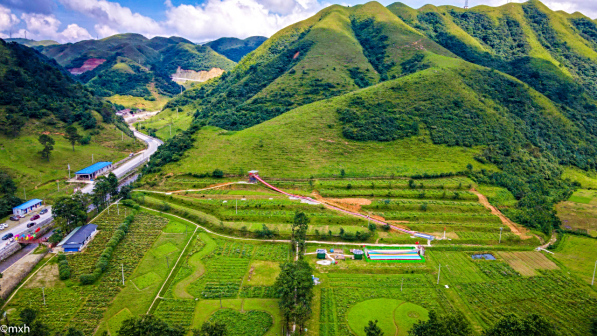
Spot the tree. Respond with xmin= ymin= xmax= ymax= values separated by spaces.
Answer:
xmin=591 ymin=317 xmax=597 ymax=336
xmin=365 ymin=320 xmax=384 ymax=336
xmin=5 ymin=307 xmax=50 ymax=336
xmin=64 ymin=126 xmax=82 ymax=151
xmin=212 ymin=169 xmax=224 ymax=178
xmin=53 ymin=192 xmax=89 ymax=234
xmin=275 ymin=260 xmax=314 ymax=333
xmin=193 ymin=321 xmax=227 ymax=336
xmin=118 ymin=315 xmax=184 ymax=336
xmin=408 ymin=311 xmax=472 ymax=336
xmin=292 ymin=212 xmax=310 ymax=256
xmin=38 ymin=134 xmax=55 ymax=161
xmin=0 ymin=171 xmax=21 ymax=217
xmin=483 ymin=314 xmax=558 ymax=336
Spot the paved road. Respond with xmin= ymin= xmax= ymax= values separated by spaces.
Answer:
xmin=80 ymin=130 xmax=162 ymax=194
xmin=0 ymin=208 xmax=53 ymax=246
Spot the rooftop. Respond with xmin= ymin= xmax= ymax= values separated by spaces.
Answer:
xmin=75 ymin=162 xmax=112 ymax=175
xmin=13 ymin=199 xmax=43 ymax=210
xmin=64 ymin=224 xmax=97 ymax=246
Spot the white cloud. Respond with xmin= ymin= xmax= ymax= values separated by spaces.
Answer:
xmin=58 ymin=0 xmax=322 ymax=42
xmin=21 ymin=13 xmax=92 ymax=42
xmin=59 ymin=0 xmax=163 ymax=37
xmin=0 ymin=5 xmax=19 ymax=35
xmin=543 ymin=0 xmax=597 ymax=19
xmin=164 ymin=0 xmax=323 ymax=41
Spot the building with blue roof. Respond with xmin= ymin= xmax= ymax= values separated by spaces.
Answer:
xmin=75 ymin=162 xmax=112 ymax=181
xmin=61 ymin=224 xmax=98 ymax=252
xmin=13 ymin=199 xmax=43 ymax=217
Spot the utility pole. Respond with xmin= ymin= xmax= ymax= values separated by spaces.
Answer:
xmin=68 ymin=164 xmax=71 ymax=180
xmin=23 ymin=187 xmax=26 ymax=200
xmin=42 ymin=287 xmax=46 ymax=305
xmin=92 ymin=154 xmax=94 ymax=164
xmin=177 ymin=107 xmax=179 ymax=118
xmin=499 ymin=227 xmax=503 ymax=244
xmin=437 ymin=263 xmax=441 ymax=285
xmin=117 ymin=203 xmax=119 ymax=215
xmin=166 ymin=256 xmax=169 ymax=269
xmin=591 ymin=260 xmax=597 ymax=286
xmin=121 ymin=264 xmax=125 ymax=285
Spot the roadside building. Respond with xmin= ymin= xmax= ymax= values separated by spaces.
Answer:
xmin=75 ymin=162 xmax=113 ymax=181
xmin=12 ymin=199 xmax=43 ymax=217
xmin=60 ymin=224 xmax=98 ymax=252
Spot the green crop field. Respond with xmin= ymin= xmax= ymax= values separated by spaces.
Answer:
xmin=552 ymin=235 xmax=597 ymax=284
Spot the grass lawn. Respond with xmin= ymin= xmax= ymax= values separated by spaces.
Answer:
xmin=244 ymin=261 xmax=280 ymax=286
xmin=190 ymin=299 xmax=282 ymax=336
xmin=107 ymin=94 xmax=169 ymax=111
xmin=135 ymin=107 xmax=194 ymax=141
xmin=0 ymin=118 xmax=142 ymax=202
xmin=107 ymin=308 xmax=132 ymax=335
xmin=132 ymin=272 xmax=162 ymax=290
xmin=552 ymin=234 xmax=597 ymax=284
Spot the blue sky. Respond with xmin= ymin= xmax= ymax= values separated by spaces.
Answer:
xmin=0 ymin=0 xmax=595 ymax=43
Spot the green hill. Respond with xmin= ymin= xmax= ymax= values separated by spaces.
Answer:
xmin=387 ymin=0 xmax=597 ymax=103
xmin=204 ymin=36 xmax=267 ymax=62
xmin=144 ymin=1 xmax=597 ymax=235
xmin=0 ymin=39 xmax=143 ymax=216
xmin=5 ymin=38 xmax=59 ymax=47
xmin=166 ymin=2 xmax=454 ymax=130
xmin=38 ymin=34 xmax=236 ymax=103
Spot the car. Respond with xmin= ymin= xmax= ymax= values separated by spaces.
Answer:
xmin=2 ymin=233 xmax=13 ymax=240
xmin=30 ymin=214 xmax=40 ymax=220
xmin=9 ymin=216 xmax=19 ymax=221
xmin=27 ymin=222 xmax=36 ymax=228
xmin=40 ymin=209 xmax=48 ymax=215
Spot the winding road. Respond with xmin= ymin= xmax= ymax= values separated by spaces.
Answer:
xmin=80 ymin=130 xmax=163 ymax=194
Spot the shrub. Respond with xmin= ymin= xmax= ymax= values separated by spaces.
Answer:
xmin=79 ymin=274 xmax=97 ymax=285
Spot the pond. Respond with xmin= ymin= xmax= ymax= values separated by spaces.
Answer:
xmin=471 ymin=253 xmax=496 ymax=260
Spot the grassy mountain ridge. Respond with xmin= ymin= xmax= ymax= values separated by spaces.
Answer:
xmin=204 ymin=36 xmax=267 ymax=62
xmin=5 ymin=38 xmax=59 ymax=47
xmin=166 ymin=2 xmax=455 ymax=130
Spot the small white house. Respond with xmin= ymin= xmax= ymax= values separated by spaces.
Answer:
xmin=12 ymin=199 xmax=43 ymax=217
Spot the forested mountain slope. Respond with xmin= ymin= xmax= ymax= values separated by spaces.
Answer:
xmin=205 ymin=36 xmax=267 ymax=62
xmin=39 ymin=34 xmax=235 ymax=99
xmin=0 ymin=40 xmax=142 ymax=213
xmin=166 ymin=1 xmax=455 ymax=130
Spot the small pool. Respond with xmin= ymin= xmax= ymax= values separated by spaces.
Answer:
xmin=471 ymin=253 xmax=496 ymax=260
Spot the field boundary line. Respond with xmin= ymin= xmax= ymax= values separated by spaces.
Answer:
xmin=146 ymin=226 xmax=198 ymax=314
xmin=139 ymin=206 xmax=419 ymax=247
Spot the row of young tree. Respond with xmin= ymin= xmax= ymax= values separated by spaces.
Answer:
xmin=362 ymin=311 xmax=597 ymax=336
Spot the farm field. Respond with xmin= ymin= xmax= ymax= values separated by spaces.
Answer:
xmin=3 ymin=200 xmax=597 ymax=336
xmin=552 ymin=234 xmax=597 ymax=284
xmin=135 ymin=174 xmax=534 ymax=246
xmin=556 ymin=190 xmax=597 ymax=236
xmin=135 ymin=107 xmax=194 ymax=141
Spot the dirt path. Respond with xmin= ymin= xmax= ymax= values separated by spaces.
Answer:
xmin=539 ymin=232 xmax=557 ymax=250
xmin=469 ymin=188 xmax=528 ymax=238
